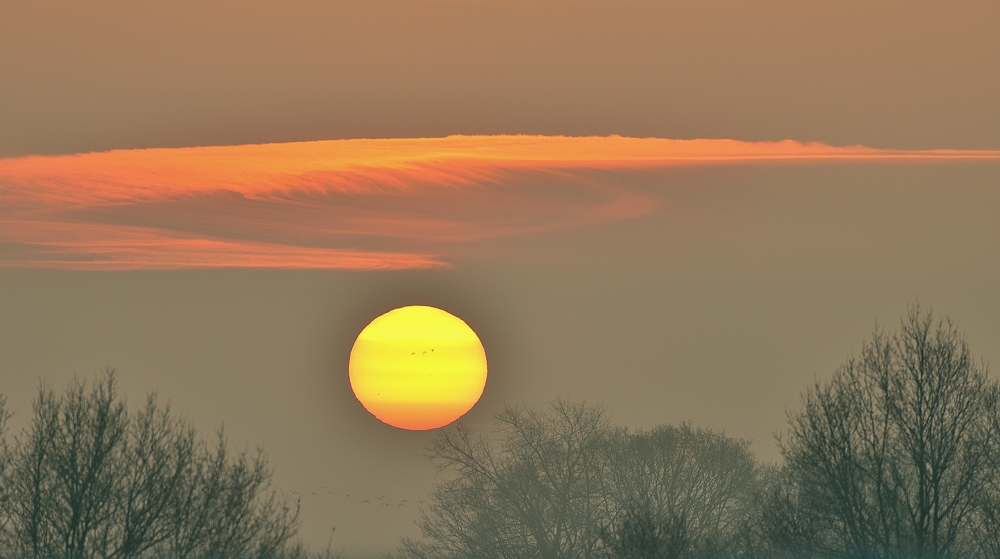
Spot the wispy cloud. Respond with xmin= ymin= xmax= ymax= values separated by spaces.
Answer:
xmin=2 ymin=135 xmax=997 ymax=270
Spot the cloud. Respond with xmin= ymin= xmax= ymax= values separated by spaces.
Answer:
xmin=1 ymin=135 xmax=997 ymax=270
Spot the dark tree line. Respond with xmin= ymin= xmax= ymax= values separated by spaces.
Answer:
xmin=395 ymin=306 xmax=1000 ymax=559
xmin=0 ymin=370 xmax=327 ymax=559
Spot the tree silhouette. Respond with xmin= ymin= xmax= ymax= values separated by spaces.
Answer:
xmin=599 ymin=508 xmax=688 ymax=559
xmin=399 ymin=399 xmax=613 ymax=559
xmin=0 ymin=369 xmax=305 ymax=559
xmin=602 ymin=424 xmax=760 ymax=559
xmin=777 ymin=305 xmax=999 ymax=559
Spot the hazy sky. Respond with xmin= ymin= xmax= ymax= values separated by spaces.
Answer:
xmin=2 ymin=1 xmax=999 ymax=557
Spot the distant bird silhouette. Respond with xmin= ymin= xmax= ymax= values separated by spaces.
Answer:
xmin=377 ymin=495 xmax=386 ymax=501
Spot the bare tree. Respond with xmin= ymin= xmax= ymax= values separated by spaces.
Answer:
xmin=164 ymin=428 xmax=301 ymax=559
xmin=0 ymin=370 xmax=304 ymax=559
xmin=601 ymin=424 xmax=761 ymax=559
xmin=397 ymin=401 xmax=764 ymax=559
xmin=2 ymin=384 xmax=63 ymax=558
xmin=0 ymin=396 xmax=12 ymax=546
xmin=740 ymin=465 xmax=826 ymax=559
xmin=114 ymin=394 xmax=197 ymax=559
xmin=50 ymin=372 xmax=129 ymax=558
xmin=599 ymin=507 xmax=688 ymax=559
xmin=969 ymin=402 xmax=1000 ymax=559
xmin=778 ymin=305 xmax=998 ymax=559
xmin=399 ymin=399 xmax=615 ymax=559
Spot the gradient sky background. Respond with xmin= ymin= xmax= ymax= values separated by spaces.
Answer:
xmin=2 ymin=1 xmax=1000 ymax=557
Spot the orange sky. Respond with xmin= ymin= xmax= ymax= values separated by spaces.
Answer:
xmin=2 ymin=135 xmax=999 ymax=270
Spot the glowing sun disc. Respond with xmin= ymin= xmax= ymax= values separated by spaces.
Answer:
xmin=349 ymin=306 xmax=487 ymax=430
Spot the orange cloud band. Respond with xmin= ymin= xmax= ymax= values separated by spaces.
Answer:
xmin=2 ymin=135 xmax=998 ymax=270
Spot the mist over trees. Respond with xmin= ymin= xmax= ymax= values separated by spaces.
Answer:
xmin=396 ymin=306 xmax=1000 ymax=559
xmin=0 ymin=370 xmax=324 ymax=559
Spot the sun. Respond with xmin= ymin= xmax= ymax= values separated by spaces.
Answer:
xmin=349 ymin=306 xmax=488 ymax=430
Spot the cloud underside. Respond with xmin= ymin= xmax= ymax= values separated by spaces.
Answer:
xmin=1 ymin=135 xmax=997 ymax=270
